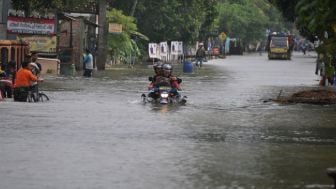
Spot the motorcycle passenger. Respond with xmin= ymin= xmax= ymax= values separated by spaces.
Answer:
xmin=147 ymin=62 xmax=164 ymax=100
xmin=13 ymin=61 xmax=39 ymax=102
xmin=148 ymin=62 xmax=163 ymax=90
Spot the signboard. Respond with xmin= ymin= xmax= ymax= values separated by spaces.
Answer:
xmin=7 ymin=16 xmax=55 ymax=35
xmin=18 ymin=35 xmax=57 ymax=52
xmin=219 ymin=32 xmax=227 ymax=41
xmin=160 ymin=42 xmax=168 ymax=56
xmin=171 ymin=41 xmax=183 ymax=55
xmin=148 ymin=43 xmax=159 ymax=58
xmin=109 ymin=23 xmax=122 ymax=33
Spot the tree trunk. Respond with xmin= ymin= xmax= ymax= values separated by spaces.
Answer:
xmin=97 ymin=0 xmax=107 ymax=70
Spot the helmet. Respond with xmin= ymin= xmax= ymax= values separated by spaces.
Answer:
xmin=29 ymin=62 xmax=40 ymax=74
xmin=162 ymin=63 xmax=172 ymax=71
xmin=153 ymin=62 xmax=162 ymax=69
xmin=29 ymin=63 xmax=39 ymax=71
xmin=162 ymin=64 xmax=172 ymax=77
xmin=153 ymin=62 xmax=163 ymax=74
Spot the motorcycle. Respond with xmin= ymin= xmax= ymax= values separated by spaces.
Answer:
xmin=141 ymin=77 xmax=187 ymax=105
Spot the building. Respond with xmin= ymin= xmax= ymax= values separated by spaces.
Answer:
xmin=0 ymin=1 xmax=98 ymax=74
xmin=0 ymin=0 xmax=11 ymax=39
xmin=58 ymin=13 xmax=98 ymax=70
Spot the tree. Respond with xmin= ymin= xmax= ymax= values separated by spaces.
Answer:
xmin=110 ymin=0 xmax=217 ymax=44
xmin=270 ymin=0 xmax=336 ymax=54
xmin=11 ymin=0 xmax=61 ymax=16
xmin=199 ymin=0 xmax=219 ymax=41
xmin=11 ymin=0 xmax=96 ymax=15
xmin=216 ymin=0 xmax=270 ymax=48
xmin=268 ymin=0 xmax=299 ymax=22
xmin=107 ymin=8 xmax=148 ymax=63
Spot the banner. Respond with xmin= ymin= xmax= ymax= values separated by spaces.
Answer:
xmin=7 ymin=16 xmax=55 ymax=35
xmin=148 ymin=43 xmax=159 ymax=58
xmin=171 ymin=41 xmax=183 ymax=55
xmin=160 ymin=42 xmax=168 ymax=56
xmin=18 ymin=35 xmax=57 ymax=52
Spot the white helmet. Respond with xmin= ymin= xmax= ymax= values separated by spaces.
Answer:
xmin=29 ymin=62 xmax=40 ymax=74
xmin=29 ymin=63 xmax=39 ymax=71
xmin=162 ymin=63 xmax=172 ymax=71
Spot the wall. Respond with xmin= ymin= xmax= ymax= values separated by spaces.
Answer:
xmin=37 ymin=57 xmax=60 ymax=75
xmin=58 ymin=19 xmax=83 ymax=69
xmin=0 ymin=0 xmax=9 ymax=39
xmin=58 ymin=17 xmax=97 ymax=70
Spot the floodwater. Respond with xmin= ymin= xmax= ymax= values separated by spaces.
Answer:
xmin=1 ymin=52 xmax=336 ymax=189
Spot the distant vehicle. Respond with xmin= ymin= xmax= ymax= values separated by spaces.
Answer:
xmin=266 ymin=33 xmax=294 ymax=60
xmin=228 ymin=38 xmax=243 ymax=55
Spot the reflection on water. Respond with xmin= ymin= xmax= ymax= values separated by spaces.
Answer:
xmin=0 ymin=54 xmax=335 ymax=189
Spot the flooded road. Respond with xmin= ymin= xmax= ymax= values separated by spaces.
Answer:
xmin=1 ymin=52 xmax=336 ymax=189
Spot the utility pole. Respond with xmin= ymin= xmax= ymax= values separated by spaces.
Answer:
xmin=97 ymin=0 xmax=107 ymax=70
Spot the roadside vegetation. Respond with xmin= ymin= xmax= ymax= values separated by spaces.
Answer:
xmin=11 ymin=0 xmax=336 ymax=64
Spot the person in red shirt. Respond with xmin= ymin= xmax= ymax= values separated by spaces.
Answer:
xmin=13 ymin=61 xmax=38 ymax=102
xmin=160 ymin=64 xmax=181 ymax=97
xmin=148 ymin=62 xmax=163 ymax=90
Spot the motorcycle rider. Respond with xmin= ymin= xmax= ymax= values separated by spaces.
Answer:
xmin=195 ymin=43 xmax=206 ymax=67
xmin=147 ymin=63 xmax=182 ymax=100
xmin=161 ymin=63 xmax=181 ymax=97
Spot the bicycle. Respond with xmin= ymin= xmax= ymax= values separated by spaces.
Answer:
xmin=27 ymin=84 xmax=49 ymax=102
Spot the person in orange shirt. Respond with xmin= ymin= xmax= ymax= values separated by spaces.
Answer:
xmin=13 ymin=61 xmax=38 ymax=102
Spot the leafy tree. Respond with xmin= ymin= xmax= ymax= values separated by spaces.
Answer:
xmin=107 ymin=0 xmax=136 ymax=16
xmin=107 ymin=8 xmax=148 ymax=63
xmin=214 ymin=0 xmax=292 ymax=50
xmin=296 ymin=0 xmax=336 ymax=53
xmin=268 ymin=0 xmax=299 ymax=22
xmin=199 ymin=0 xmax=219 ymax=41
xmin=11 ymin=0 xmax=60 ymax=15
xmin=110 ymin=0 xmax=217 ymax=45
xmin=11 ymin=0 xmax=96 ymax=15
xmin=271 ymin=0 xmax=336 ymax=54
xmin=216 ymin=0 xmax=269 ymax=47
